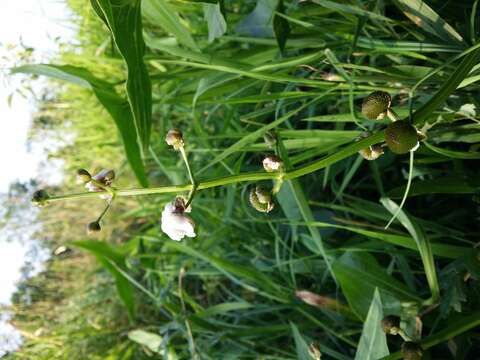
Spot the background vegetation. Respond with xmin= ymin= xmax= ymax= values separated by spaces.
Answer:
xmin=5 ymin=0 xmax=480 ymax=359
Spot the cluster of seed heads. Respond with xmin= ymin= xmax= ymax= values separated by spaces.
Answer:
xmin=359 ymin=91 xmax=422 ymax=159
xmin=381 ymin=315 xmax=423 ymax=359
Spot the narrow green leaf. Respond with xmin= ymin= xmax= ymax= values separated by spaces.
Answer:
xmin=380 ymin=198 xmax=439 ymax=302
xmin=393 ymin=0 xmax=465 ymax=46
xmin=354 ymin=288 xmax=389 ymax=360
xmin=12 ymin=64 xmax=148 ymax=186
xmin=413 ymin=48 xmax=480 ymax=125
xmin=142 ymin=0 xmax=198 ymax=51
xmin=91 ymin=0 xmax=152 ymax=150
xmin=290 ymin=322 xmax=314 ymax=360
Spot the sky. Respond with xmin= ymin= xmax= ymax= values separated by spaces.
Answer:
xmin=0 ymin=0 xmax=75 ymax=355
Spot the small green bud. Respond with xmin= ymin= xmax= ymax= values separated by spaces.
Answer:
xmin=381 ymin=315 xmax=401 ymax=335
xmin=249 ymin=186 xmax=274 ymax=213
xmin=362 ymin=91 xmax=392 ymax=120
xmin=165 ymin=129 xmax=184 ymax=150
xmin=87 ymin=221 xmax=101 ymax=234
xmin=31 ymin=189 xmax=50 ymax=207
xmin=401 ymin=342 xmax=423 ymax=360
xmin=263 ymin=155 xmax=284 ymax=173
xmin=77 ymin=168 xmax=91 ymax=183
xmin=263 ymin=131 xmax=277 ymax=149
xmin=385 ymin=121 xmax=419 ymax=154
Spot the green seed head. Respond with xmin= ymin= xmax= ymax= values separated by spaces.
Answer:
xmin=249 ymin=186 xmax=274 ymax=213
xmin=385 ymin=121 xmax=419 ymax=154
xmin=381 ymin=315 xmax=401 ymax=335
xmin=401 ymin=342 xmax=423 ymax=360
xmin=31 ymin=189 xmax=50 ymax=207
xmin=362 ymin=91 xmax=392 ymax=120
xmin=359 ymin=144 xmax=384 ymax=161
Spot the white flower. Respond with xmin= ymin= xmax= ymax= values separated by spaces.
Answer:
xmin=161 ymin=199 xmax=196 ymax=241
xmin=85 ymin=169 xmax=115 ymax=200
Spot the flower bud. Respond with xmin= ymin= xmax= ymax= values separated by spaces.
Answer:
xmin=31 ymin=189 xmax=50 ymax=207
xmin=87 ymin=221 xmax=101 ymax=234
xmin=263 ymin=131 xmax=277 ymax=149
xmin=262 ymin=155 xmax=284 ymax=173
xmin=401 ymin=342 xmax=423 ymax=360
xmin=362 ymin=91 xmax=392 ymax=120
xmin=249 ymin=186 xmax=274 ymax=213
xmin=359 ymin=144 xmax=384 ymax=160
xmin=308 ymin=343 xmax=321 ymax=360
xmin=381 ymin=315 xmax=401 ymax=335
xmin=76 ymin=168 xmax=91 ymax=183
xmin=385 ymin=120 xmax=419 ymax=154
xmin=165 ymin=129 xmax=184 ymax=150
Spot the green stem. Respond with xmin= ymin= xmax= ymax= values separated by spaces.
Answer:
xmin=179 ymin=146 xmax=197 ymax=208
xmin=45 ymin=132 xmax=385 ymax=204
xmin=387 ymin=108 xmax=401 ymax=122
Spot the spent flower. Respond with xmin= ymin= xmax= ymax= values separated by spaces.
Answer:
xmin=165 ymin=129 xmax=184 ymax=150
xmin=161 ymin=197 xmax=196 ymax=241
xmin=262 ymin=155 xmax=284 ymax=173
xmin=85 ymin=169 xmax=115 ymax=199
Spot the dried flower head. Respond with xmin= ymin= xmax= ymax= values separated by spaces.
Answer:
xmin=161 ymin=197 xmax=196 ymax=241
xmin=262 ymin=155 xmax=284 ymax=173
xmin=381 ymin=315 xmax=401 ymax=335
xmin=85 ymin=169 xmax=115 ymax=199
xmin=165 ymin=129 xmax=184 ymax=150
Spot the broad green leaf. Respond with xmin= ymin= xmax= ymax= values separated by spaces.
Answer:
xmin=72 ymin=240 xmax=136 ymax=319
xmin=290 ymin=322 xmax=314 ymax=360
xmin=203 ymin=2 xmax=227 ymax=42
xmin=354 ymin=289 xmax=389 ymax=360
xmin=273 ymin=0 xmax=290 ymax=53
xmin=381 ymin=198 xmax=440 ymax=302
xmin=142 ymin=0 xmax=198 ymax=51
xmin=12 ymin=64 xmax=148 ymax=186
xmin=236 ymin=0 xmax=279 ymax=38
xmin=393 ymin=0 xmax=465 ymax=46
xmin=91 ymin=0 xmax=152 ymax=151
xmin=128 ymin=329 xmax=178 ymax=358
xmin=332 ymin=252 xmax=420 ymax=319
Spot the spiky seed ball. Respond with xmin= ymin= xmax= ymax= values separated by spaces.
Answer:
xmin=401 ymin=342 xmax=423 ymax=360
xmin=362 ymin=91 xmax=392 ymax=120
xmin=385 ymin=121 xmax=419 ymax=154
xmin=381 ymin=315 xmax=401 ymax=335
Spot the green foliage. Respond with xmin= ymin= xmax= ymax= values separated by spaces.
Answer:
xmin=8 ymin=0 xmax=480 ymax=359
